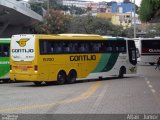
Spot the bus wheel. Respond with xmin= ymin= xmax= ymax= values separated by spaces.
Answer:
xmin=2 ymin=79 xmax=10 ymax=83
xmin=45 ymin=81 xmax=55 ymax=85
xmin=57 ymin=71 xmax=66 ymax=85
xmin=34 ymin=81 xmax=42 ymax=86
xmin=149 ymin=62 xmax=155 ymax=66
xmin=118 ymin=67 xmax=126 ymax=78
xmin=67 ymin=70 xmax=77 ymax=84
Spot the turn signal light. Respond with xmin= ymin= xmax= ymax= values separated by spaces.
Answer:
xmin=34 ymin=65 xmax=38 ymax=72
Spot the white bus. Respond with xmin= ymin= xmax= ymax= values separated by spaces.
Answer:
xmin=134 ymin=38 xmax=160 ymax=65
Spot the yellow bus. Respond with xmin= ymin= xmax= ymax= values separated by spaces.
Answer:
xmin=10 ymin=34 xmax=137 ymax=85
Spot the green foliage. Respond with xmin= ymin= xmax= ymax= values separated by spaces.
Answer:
xmin=139 ymin=0 xmax=154 ymax=22
xmin=122 ymin=27 xmax=134 ymax=38
xmin=69 ymin=6 xmax=86 ymax=15
xmin=145 ymin=23 xmax=160 ymax=37
xmin=31 ymin=1 xmax=133 ymax=37
xmin=68 ymin=15 xmax=124 ymax=36
xmin=139 ymin=0 xmax=160 ymax=22
xmin=34 ymin=9 xmax=71 ymax=34
xmin=34 ymin=13 xmax=131 ymax=37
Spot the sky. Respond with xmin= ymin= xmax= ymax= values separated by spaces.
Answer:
xmin=23 ymin=0 xmax=142 ymax=6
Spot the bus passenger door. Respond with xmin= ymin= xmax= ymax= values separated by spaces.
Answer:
xmin=128 ymin=40 xmax=137 ymax=65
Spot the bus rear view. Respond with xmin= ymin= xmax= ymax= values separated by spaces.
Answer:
xmin=10 ymin=35 xmax=37 ymax=81
xmin=135 ymin=38 xmax=160 ymax=65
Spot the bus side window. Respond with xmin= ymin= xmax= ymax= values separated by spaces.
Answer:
xmin=105 ymin=41 xmax=114 ymax=52
xmin=64 ymin=44 xmax=70 ymax=53
xmin=49 ymin=41 xmax=54 ymax=53
xmin=117 ymin=41 xmax=126 ymax=53
xmin=68 ymin=43 xmax=73 ymax=53
xmin=2 ymin=44 xmax=10 ymax=57
xmin=120 ymin=47 xmax=126 ymax=53
xmin=79 ymin=44 xmax=85 ymax=52
xmin=56 ymin=44 xmax=62 ymax=53
xmin=50 ymin=47 xmax=53 ymax=53
xmin=115 ymin=47 xmax=119 ymax=52
xmin=106 ymin=47 xmax=112 ymax=52
xmin=70 ymin=43 xmax=76 ymax=53
xmin=40 ymin=40 xmax=48 ymax=54
xmin=107 ymin=41 xmax=113 ymax=52
xmin=93 ymin=44 xmax=98 ymax=52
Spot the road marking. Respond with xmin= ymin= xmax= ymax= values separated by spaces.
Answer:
xmin=0 ymin=81 xmax=102 ymax=113
xmin=148 ymin=85 xmax=153 ymax=88
xmin=142 ymin=75 xmax=160 ymax=107
xmin=62 ymin=81 xmax=102 ymax=104
xmin=151 ymin=89 xmax=156 ymax=93
xmin=146 ymin=81 xmax=150 ymax=84
xmin=143 ymin=77 xmax=156 ymax=94
xmin=89 ymin=85 xmax=107 ymax=113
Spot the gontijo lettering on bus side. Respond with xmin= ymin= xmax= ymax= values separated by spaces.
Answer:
xmin=70 ymin=55 xmax=96 ymax=61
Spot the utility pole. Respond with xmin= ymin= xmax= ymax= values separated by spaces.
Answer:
xmin=133 ymin=0 xmax=136 ymax=38
xmin=130 ymin=0 xmax=133 ymax=37
xmin=47 ymin=0 xmax=50 ymax=12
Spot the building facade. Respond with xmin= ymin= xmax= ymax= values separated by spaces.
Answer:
xmin=111 ymin=1 xmax=134 ymax=13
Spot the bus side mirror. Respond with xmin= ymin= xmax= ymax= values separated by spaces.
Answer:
xmin=136 ymin=48 xmax=140 ymax=58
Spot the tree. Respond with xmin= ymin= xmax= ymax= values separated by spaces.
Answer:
xmin=34 ymin=9 xmax=71 ymax=34
xmin=69 ymin=6 xmax=86 ymax=15
xmin=139 ymin=0 xmax=160 ymax=22
xmin=139 ymin=0 xmax=154 ymax=22
xmin=122 ymin=27 xmax=134 ymax=38
xmin=68 ymin=15 xmax=124 ymax=36
xmin=145 ymin=23 xmax=160 ymax=37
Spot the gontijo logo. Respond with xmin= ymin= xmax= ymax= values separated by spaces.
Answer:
xmin=12 ymin=38 xmax=34 ymax=53
xmin=16 ymin=38 xmax=29 ymax=47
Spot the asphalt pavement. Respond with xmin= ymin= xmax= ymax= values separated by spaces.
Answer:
xmin=0 ymin=65 xmax=160 ymax=119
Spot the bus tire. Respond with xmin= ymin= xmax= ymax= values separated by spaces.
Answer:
xmin=57 ymin=71 xmax=66 ymax=85
xmin=34 ymin=81 xmax=42 ymax=86
xmin=118 ymin=67 xmax=126 ymax=78
xmin=149 ymin=62 xmax=155 ymax=66
xmin=45 ymin=81 xmax=55 ymax=85
xmin=67 ymin=70 xmax=77 ymax=84
xmin=2 ymin=79 xmax=10 ymax=83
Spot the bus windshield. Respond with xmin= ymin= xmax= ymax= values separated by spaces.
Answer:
xmin=11 ymin=35 xmax=35 ymax=61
